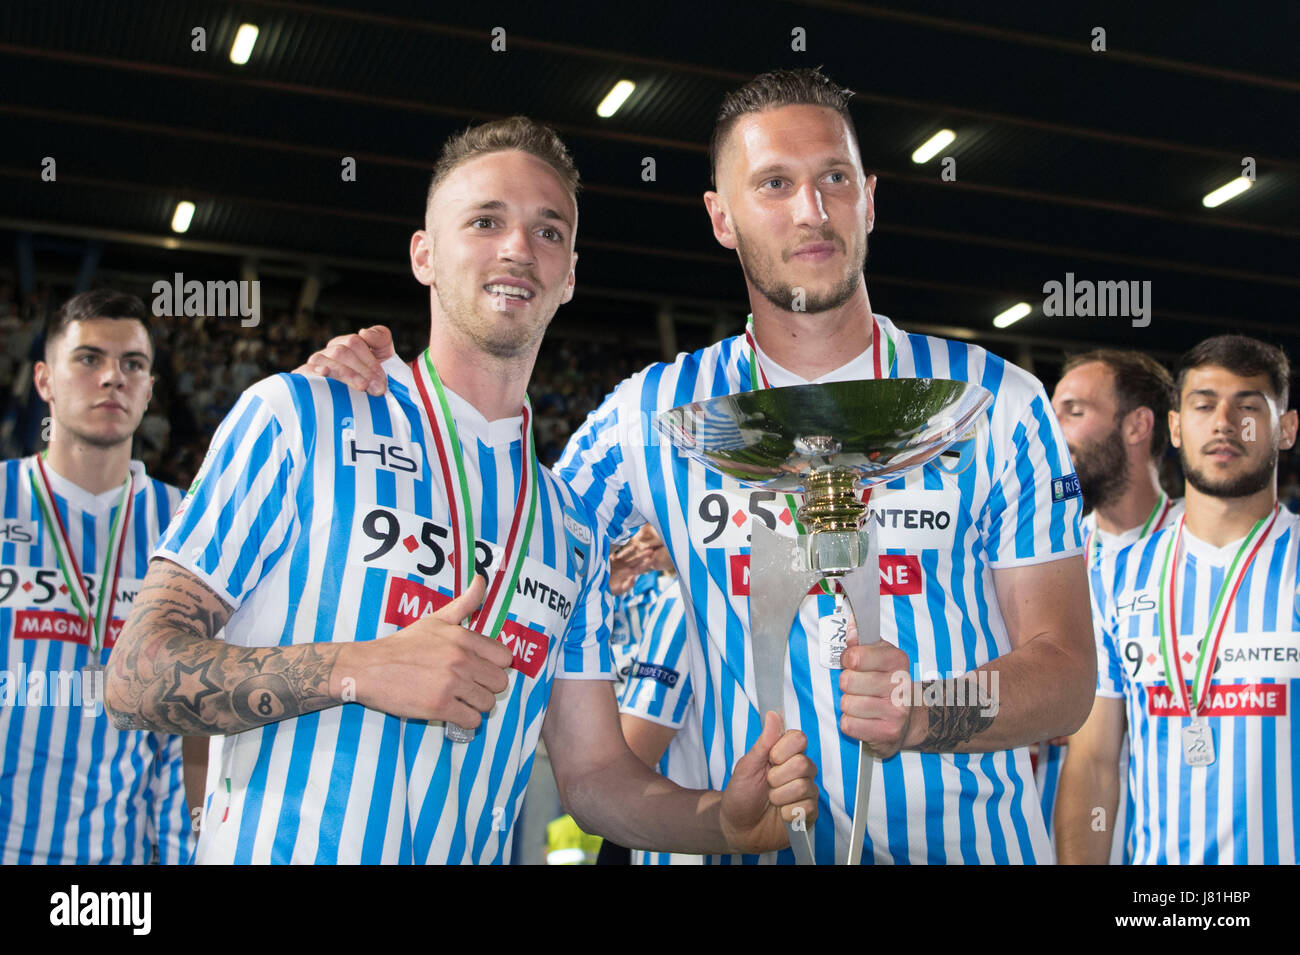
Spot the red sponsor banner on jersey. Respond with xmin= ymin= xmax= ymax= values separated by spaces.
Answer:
xmin=383 ymin=577 xmax=452 ymax=626
xmin=727 ymin=553 xmax=923 ymax=597
xmin=14 ymin=610 xmax=123 ymax=647
xmin=1146 ymin=682 xmax=1288 ymax=717
xmin=500 ymin=620 xmax=548 ymax=679
xmin=382 ymin=577 xmax=548 ymax=678
xmin=878 ymin=555 xmax=923 ymax=595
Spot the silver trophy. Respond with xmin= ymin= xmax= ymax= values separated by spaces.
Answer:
xmin=658 ymin=379 xmax=993 ymax=864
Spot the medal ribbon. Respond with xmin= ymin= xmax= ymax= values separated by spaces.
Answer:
xmin=28 ymin=455 xmax=133 ymax=659
xmin=412 ymin=351 xmax=539 ymax=638
xmin=744 ymin=315 xmax=893 ymax=593
xmin=1085 ymin=491 xmax=1171 ymax=567
xmin=1156 ymin=505 xmax=1278 ymax=718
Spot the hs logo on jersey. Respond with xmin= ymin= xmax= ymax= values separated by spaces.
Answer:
xmin=1116 ymin=591 xmax=1157 ymax=616
xmin=341 ymin=429 xmax=422 ymax=478
xmin=0 ymin=521 xmax=34 ymax=543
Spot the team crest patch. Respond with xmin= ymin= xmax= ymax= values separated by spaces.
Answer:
xmin=562 ymin=506 xmax=591 ymax=575
xmin=1052 ymin=473 xmax=1081 ymax=503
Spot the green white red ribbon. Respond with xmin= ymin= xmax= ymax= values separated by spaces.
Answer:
xmin=28 ymin=454 xmax=132 ymax=661
xmin=1156 ymin=505 xmax=1279 ymax=718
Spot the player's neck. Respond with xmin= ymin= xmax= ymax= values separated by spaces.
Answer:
xmin=1093 ymin=461 xmax=1163 ymax=535
xmin=423 ymin=332 xmax=534 ymax=422
xmin=748 ymin=282 xmax=874 ymax=381
xmin=43 ymin=437 xmax=132 ymax=494
xmin=1183 ymin=481 xmax=1278 ymax=547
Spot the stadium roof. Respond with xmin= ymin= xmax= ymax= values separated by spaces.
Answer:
xmin=2 ymin=0 xmax=1297 ymax=364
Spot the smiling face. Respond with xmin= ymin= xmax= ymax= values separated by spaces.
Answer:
xmin=34 ymin=318 xmax=154 ymax=449
xmin=1171 ymin=365 xmax=1298 ymax=499
xmin=411 ymin=149 xmax=577 ymax=360
xmin=705 ymin=104 xmax=874 ymax=314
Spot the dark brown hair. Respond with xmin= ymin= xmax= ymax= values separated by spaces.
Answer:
xmin=709 ymin=67 xmax=856 ymax=188
xmin=1175 ymin=335 xmax=1291 ymax=410
xmin=1062 ymin=348 xmax=1175 ymax=457
xmin=45 ymin=288 xmax=154 ymax=363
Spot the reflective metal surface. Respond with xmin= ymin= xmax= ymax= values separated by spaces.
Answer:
xmin=656 ymin=378 xmax=993 ymax=491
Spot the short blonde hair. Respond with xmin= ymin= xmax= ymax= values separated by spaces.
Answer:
xmin=426 ymin=115 xmax=580 ymax=210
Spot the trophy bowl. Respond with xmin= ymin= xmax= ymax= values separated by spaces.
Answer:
xmin=656 ymin=378 xmax=993 ymax=491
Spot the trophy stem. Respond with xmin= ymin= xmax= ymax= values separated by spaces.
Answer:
xmin=798 ymin=467 xmax=870 ymax=574
xmin=796 ymin=467 xmax=866 ymax=534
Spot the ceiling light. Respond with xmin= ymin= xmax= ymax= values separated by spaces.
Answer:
xmin=230 ymin=24 xmax=259 ymax=65
xmin=1202 ymin=177 xmax=1252 ymax=208
xmin=911 ymin=129 xmax=955 ymax=164
xmin=597 ymin=80 xmax=635 ymax=118
xmin=993 ymin=302 xmax=1031 ymax=328
xmin=171 ymin=201 xmax=195 ymax=233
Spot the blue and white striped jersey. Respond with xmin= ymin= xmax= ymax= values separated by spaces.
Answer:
xmin=558 ymin=314 xmax=1084 ymax=864
xmin=610 ymin=571 xmax=662 ymax=691
xmin=155 ymin=354 xmax=612 ymax=864
xmin=1037 ymin=502 xmax=1181 ymax=863
xmin=618 ymin=576 xmax=706 ymax=865
xmin=0 ymin=457 xmax=192 ymax=864
xmin=1092 ymin=506 xmax=1300 ymax=864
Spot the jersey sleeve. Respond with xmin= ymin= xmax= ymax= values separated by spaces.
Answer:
xmin=145 ymin=732 xmax=195 ymax=865
xmin=554 ymin=378 xmax=648 ymax=548
xmin=555 ymin=502 xmax=615 ymax=681
xmin=983 ymin=380 xmax=1085 ymax=567
xmin=153 ymin=377 xmax=305 ymax=609
xmin=618 ymin=583 xmax=693 ymax=729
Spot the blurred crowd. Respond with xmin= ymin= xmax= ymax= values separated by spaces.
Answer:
xmin=1 ymin=282 xmax=658 ymax=488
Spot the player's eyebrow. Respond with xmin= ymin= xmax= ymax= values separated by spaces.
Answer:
xmin=750 ymin=163 xmax=792 ymax=182
xmin=70 ymin=344 xmax=150 ymax=361
xmin=1187 ymin=388 xmax=1269 ymax=401
xmin=751 ymin=157 xmax=855 ymax=182
xmin=466 ymin=199 xmax=572 ymax=230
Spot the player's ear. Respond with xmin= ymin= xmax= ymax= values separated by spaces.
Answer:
xmin=1126 ymin=406 xmax=1155 ymax=447
xmin=560 ymin=251 xmax=577 ymax=305
xmin=33 ymin=361 xmax=53 ymax=404
xmin=410 ymin=230 xmax=435 ymax=287
xmin=865 ymin=173 xmax=877 ymax=234
xmin=703 ymin=191 xmax=737 ymax=251
xmin=1168 ymin=409 xmax=1182 ymax=449
xmin=1279 ymin=408 xmax=1298 ymax=451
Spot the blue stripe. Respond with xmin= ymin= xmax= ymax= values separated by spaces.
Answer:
xmin=360 ymin=713 xmax=402 ymax=862
xmin=1009 ymin=419 xmax=1037 ymax=560
xmin=234 ymin=723 xmax=279 ymax=863
xmin=314 ymin=566 xmax=389 ymax=862
xmin=980 ymin=752 xmax=1010 ymax=864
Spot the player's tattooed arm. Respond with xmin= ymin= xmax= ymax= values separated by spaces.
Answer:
xmin=914 ymin=678 xmax=996 ymax=752
xmin=105 ymin=559 xmax=343 ymax=735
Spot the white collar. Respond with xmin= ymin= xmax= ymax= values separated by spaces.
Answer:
xmin=383 ymin=354 xmax=524 ymax=449
xmin=1182 ymin=526 xmax=1251 ymax=566
xmin=750 ymin=313 xmax=894 ymax=386
xmin=38 ymin=457 xmax=141 ymax=512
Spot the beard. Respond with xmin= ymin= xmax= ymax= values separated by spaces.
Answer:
xmin=1180 ymin=443 xmax=1277 ymax=499
xmin=1072 ymin=427 xmax=1130 ymax=511
xmin=434 ymin=273 xmax=551 ymax=360
xmin=735 ymin=224 xmax=867 ymax=314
